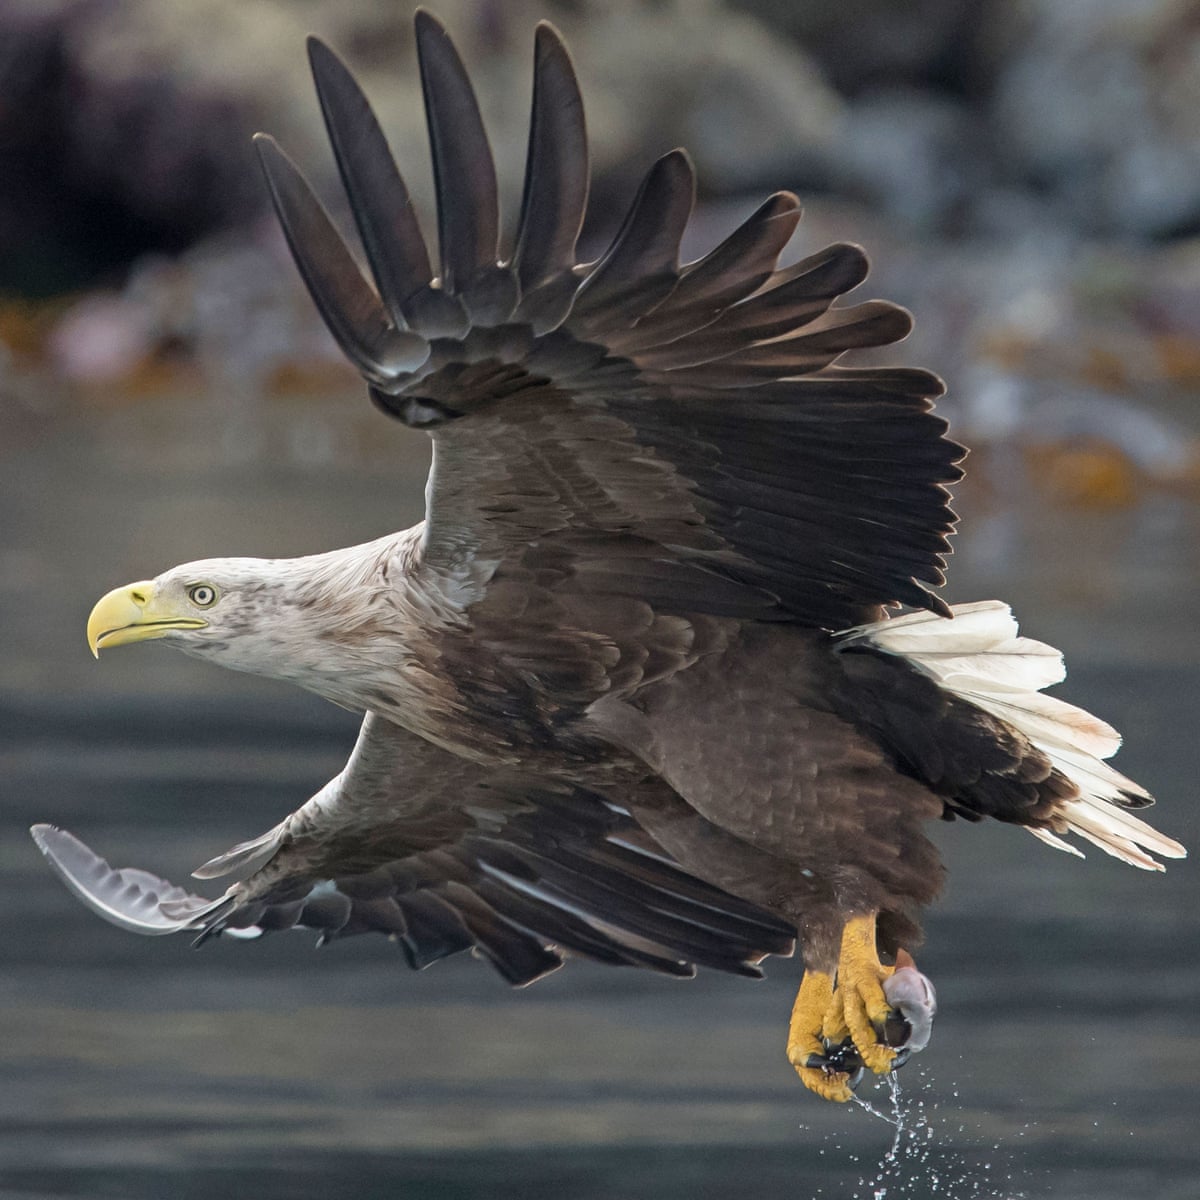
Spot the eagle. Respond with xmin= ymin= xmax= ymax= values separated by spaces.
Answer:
xmin=32 ymin=11 xmax=1185 ymax=1103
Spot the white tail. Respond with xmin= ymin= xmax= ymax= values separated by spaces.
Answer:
xmin=839 ymin=601 xmax=1186 ymax=871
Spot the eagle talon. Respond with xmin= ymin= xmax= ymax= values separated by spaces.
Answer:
xmin=804 ymin=1042 xmax=865 ymax=1090
xmin=787 ymin=919 xmax=937 ymax=1099
xmin=832 ymin=915 xmax=902 ymax=1076
xmin=820 ymin=1035 xmax=865 ymax=1079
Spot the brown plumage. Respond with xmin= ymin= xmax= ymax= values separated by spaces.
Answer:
xmin=36 ymin=12 xmax=1184 ymax=1101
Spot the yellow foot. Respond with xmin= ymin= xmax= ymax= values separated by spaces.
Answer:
xmin=836 ymin=913 xmax=900 ymax=1076
xmin=785 ymin=967 xmax=856 ymax=1103
xmin=786 ymin=914 xmax=925 ymax=1101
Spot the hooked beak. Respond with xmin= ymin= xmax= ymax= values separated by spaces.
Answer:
xmin=86 ymin=581 xmax=208 ymax=658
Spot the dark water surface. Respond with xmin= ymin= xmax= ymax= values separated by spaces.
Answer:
xmin=2 ymin=396 xmax=1199 ymax=1199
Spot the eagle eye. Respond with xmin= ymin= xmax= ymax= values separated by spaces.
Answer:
xmin=188 ymin=584 xmax=218 ymax=608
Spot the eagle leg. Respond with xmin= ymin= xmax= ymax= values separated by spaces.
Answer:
xmin=787 ymin=914 xmax=935 ymax=1101
xmin=786 ymin=966 xmax=860 ymax=1102
xmin=835 ymin=912 xmax=903 ymax=1077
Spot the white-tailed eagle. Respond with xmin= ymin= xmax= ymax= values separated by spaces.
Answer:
xmin=32 ymin=12 xmax=1185 ymax=1103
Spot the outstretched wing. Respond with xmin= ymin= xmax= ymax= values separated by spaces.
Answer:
xmin=32 ymin=715 xmax=794 ymax=985
xmin=258 ymin=14 xmax=964 ymax=634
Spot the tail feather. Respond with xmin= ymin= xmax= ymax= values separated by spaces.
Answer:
xmin=957 ymin=689 xmax=1122 ymax=761
xmin=1059 ymin=800 xmax=1182 ymax=871
xmin=1041 ymin=742 xmax=1153 ymax=807
xmin=842 ymin=601 xmax=1186 ymax=871
xmin=1027 ymin=825 xmax=1085 ymax=859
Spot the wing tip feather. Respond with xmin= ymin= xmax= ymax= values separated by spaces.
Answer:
xmin=305 ymin=32 xmax=334 ymax=66
xmin=533 ymin=18 xmax=569 ymax=59
xmin=413 ymin=6 xmax=448 ymax=39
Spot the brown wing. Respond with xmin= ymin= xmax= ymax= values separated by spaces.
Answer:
xmin=258 ymin=14 xmax=964 ymax=635
xmin=31 ymin=715 xmax=794 ymax=986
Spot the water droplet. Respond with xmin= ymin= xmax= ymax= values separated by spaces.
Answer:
xmin=843 ymin=1071 xmax=1028 ymax=1199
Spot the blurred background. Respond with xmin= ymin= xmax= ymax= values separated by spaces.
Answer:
xmin=1 ymin=1 xmax=1198 ymax=1197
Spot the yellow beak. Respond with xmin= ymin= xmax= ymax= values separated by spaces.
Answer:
xmin=86 ymin=581 xmax=208 ymax=658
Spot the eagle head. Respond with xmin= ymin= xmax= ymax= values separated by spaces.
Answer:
xmin=83 ymin=532 xmax=465 ymax=729
xmin=84 ymin=540 xmax=409 ymax=692
xmin=85 ymin=558 xmax=301 ymax=665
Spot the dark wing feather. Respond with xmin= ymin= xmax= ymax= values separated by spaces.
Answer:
xmin=652 ymin=192 xmax=804 ymax=311
xmin=512 ymin=23 xmax=588 ymax=305
xmin=610 ymin=238 xmax=864 ymax=356
xmin=632 ymin=299 xmax=911 ymax=372
xmin=264 ymin=15 xmax=965 ymax=634
xmin=253 ymin=135 xmax=430 ymax=383
xmin=31 ymin=717 xmax=794 ymax=986
xmin=826 ymin=644 xmax=1080 ymax=826
xmin=414 ymin=10 xmax=517 ymax=324
xmin=568 ymin=150 xmax=695 ymax=336
xmin=305 ymin=37 xmax=468 ymax=339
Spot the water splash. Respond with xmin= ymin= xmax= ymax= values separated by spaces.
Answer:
xmin=850 ymin=1084 xmax=902 ymax=1131
xmin=846 ymin=1070 xmax=1028 ymax=1199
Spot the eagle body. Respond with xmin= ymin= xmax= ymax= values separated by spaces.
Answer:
xmin=37 ymin=12 xmax=1185 ymax=1102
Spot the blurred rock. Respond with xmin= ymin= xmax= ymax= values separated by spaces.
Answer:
xmin=0 ymin=0 xmax=841 ymax=294
xmin=576 ymin=1 xmax=842 ymax=198
xmin=733 ymin=0 xmax=1200 ymax=239
xmin=727 ymin=0 xmax=991 ymax=95
xmin=10 ymin=0 xmax=1200 ymax=287
xmin=0 ymin=0 xmax=299 ymax=293
xmin=966 ymin=364 xmax=1197 ymax=501
xmin=988 ymin=0 xmax=1200 ymax=237
xmin=836 ymin=87 xmax=989 ymax=233
xmin=40 ymin=222 xmax=351 ymax=402
xmin=47 ymin=292 xmax=156 ymax=385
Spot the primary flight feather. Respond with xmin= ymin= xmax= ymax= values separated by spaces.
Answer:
xmin=35 ymin=11 xmax=1184 ymax=1103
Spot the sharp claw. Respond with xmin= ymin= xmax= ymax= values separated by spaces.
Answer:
xmin=799 ymin=1039 xmax=863 ymax=1096
xmin=891 ymin=1046 xmax=911 ymax=1071
xmin=821 ymin=1035 xmax=864 ymax=1077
